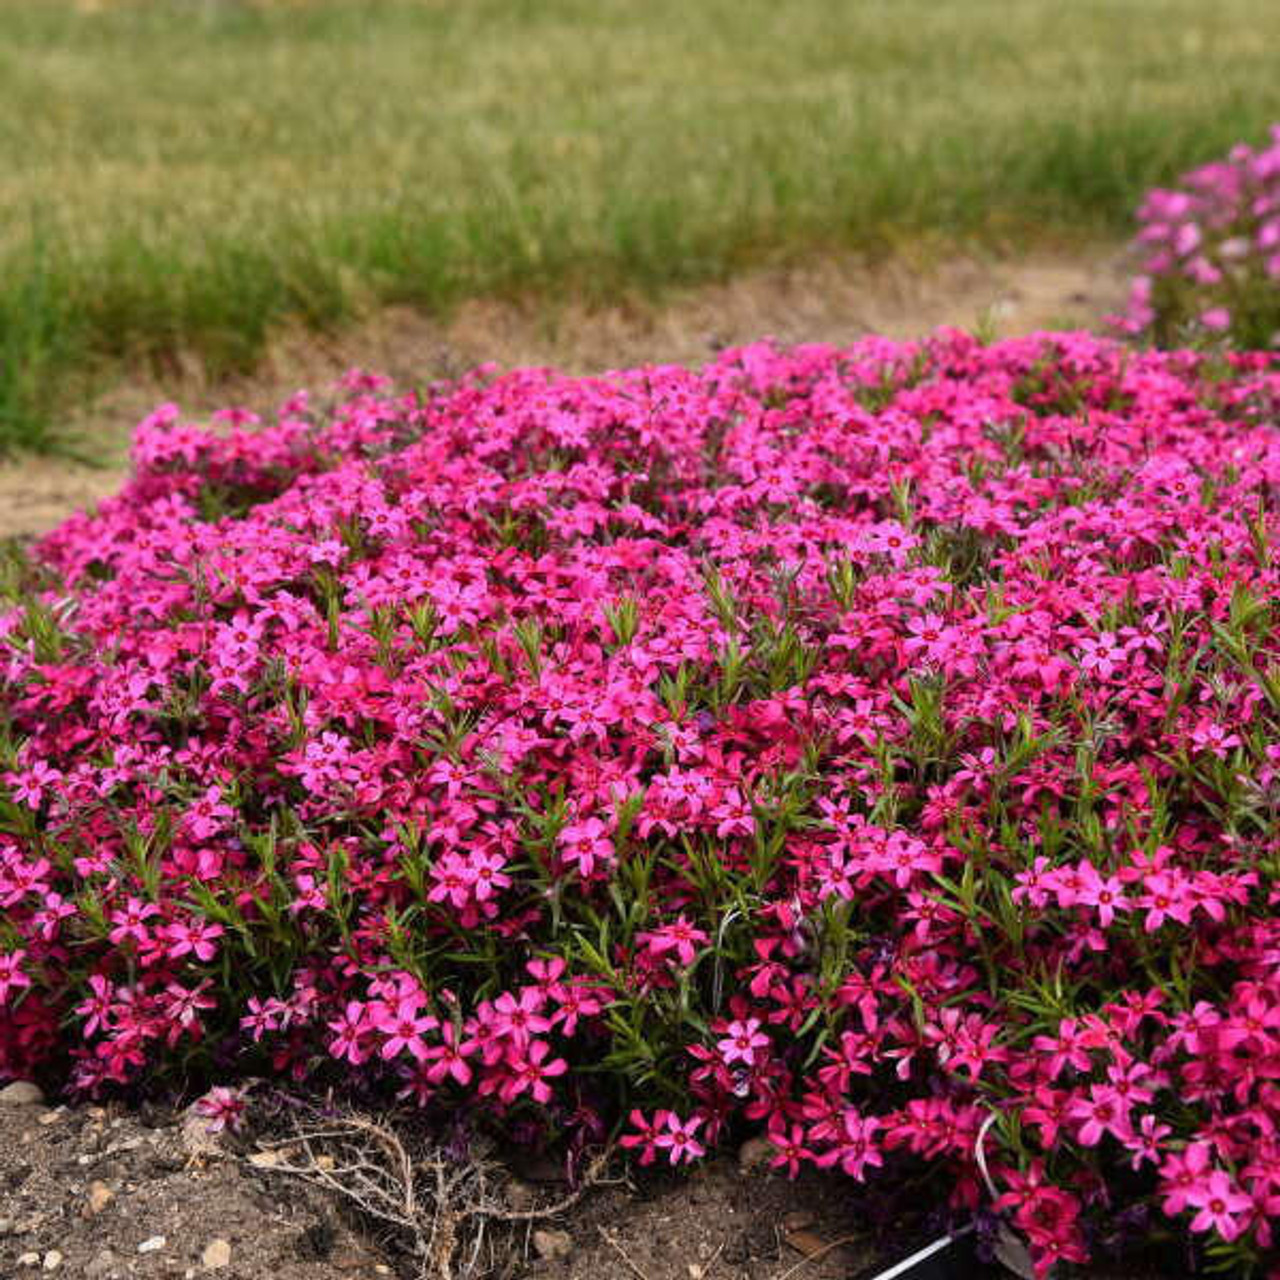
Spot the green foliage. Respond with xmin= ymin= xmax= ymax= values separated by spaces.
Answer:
xmin=3 ymin=0 xmax=1280 ymax=451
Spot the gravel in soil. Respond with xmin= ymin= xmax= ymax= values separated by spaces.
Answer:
xmin=0 ymin=1083 xmax=926 ymax=1280
xmin=0 ymin=1093 xmax=395 ymax=1279
xmin=527 ymin=1157 xmax=886 ymax=1280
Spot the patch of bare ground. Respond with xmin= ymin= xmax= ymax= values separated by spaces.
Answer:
xmin=0 ymin=1085 xmax=917 ymax=1280
xmin=0 ymin=1094 xmax=394 ymax=1280
xmin=0 ymin=245 xmax=1127 ymax=540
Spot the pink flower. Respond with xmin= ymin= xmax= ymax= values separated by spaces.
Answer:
xmin=654 ymin=1113 xmax=705 ymax=1165
xmin=1077 ymin=632 xmax=1127 ymax=679
xmin=327 ymin=1001 xmax=373 ymax=1065
xmin=194 ymin=1086 xmax=247 ymax=1134
xmin=1183 ymin=1169 xmax=1253 ymax=1241
xmin=558 ymin=816 xmax=614 ymax=879
xmin=107 ymin=897 xmax=160 ymax=947
xmin=766 ymin=1121 xmax=813 ymax=1178
xmin=370 ymin=997 xmax=438 ymax=1062
xmin=903 ymin=613 xmax=962 ymax=665
xmin=717 ymin=1017 xmax=770 ymax=1067
xmin=620 ymin=1108 xmax=667 ymax=1166
xmin=500 ymin=1040 xmax=567 ymax=1105
xmin=1068 ymin=1084 xmax=1133 ymax=1147
xmin=0 ymin=948 xmax=33 ymax=1001
xmin=638 ymin=916 xmax=708 ymax=969
xmin=424 ymin=1022 xmax=477 ymax=1086
xmin=1075 ymin=862 xmax=1130 ymax=928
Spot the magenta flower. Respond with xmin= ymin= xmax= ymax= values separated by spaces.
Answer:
xmin=195 ymin=1085 xmax=247 ymax=1135
xmin=654 ymin=1113 xmax=705 ymax=1165
xmin=1183 ymin=1169 xmax=1253 ymax=1241
xmin=717 ymin=1017 xmax=770 ymax=1068
xmin=500 ymin=1040 xmax=567 ymax=1105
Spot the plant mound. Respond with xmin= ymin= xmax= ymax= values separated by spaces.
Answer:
xmin=1116 ymin=123 xmax=1280 ymax=350
xmin=2 ymin=335 xmax=1280 ymax=1277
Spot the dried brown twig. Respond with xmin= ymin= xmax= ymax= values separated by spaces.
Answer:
xmin=246 ymin=1104 xmax=612 ymax=1280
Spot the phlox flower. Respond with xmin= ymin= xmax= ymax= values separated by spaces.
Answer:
xmin=1074 ymin=862 xmax=1130 ymax=928
xmin=326 ymin=1002 xmax=373 ymax=1065
xmin=491 ymin=988 xmax=553 ymax=1048
xmin=500 ymin=1040 xmax=567 ymax=1105
xmin=717 ymin=1017 xmax=770 ymax=1068
xmin=1183 ymin=1168 xmax=1254 ymax=1241
xmin=107 ymin=897 xmax=160 ymax=947
xmin=636 ymin=916 xmax=709 ymax=968
xmin=654 ymin=1112 xmax=705 ymax=1165
xmin=551 ymin=981 xmax=607 ymax=1037
xmin=558 ymin=816 xmax=614 ymax=879
xmin=1068 ymin=1083 xmax=1133 ymax=1147
xmin=619 ymin=1108 xmax=667 ymax=1166
xmin=1129 ymin=1114 xmax=1173 ymax=1170
xmin=424 ymin=1022 xmax=478 ymax=1086
xmin=902 ymin=613 xmax=963 ymax=666
xmin=1189 ymin=717 xmax=1242 ymax=758
xmin=814 ymin=1109 xmax=883 ymax=1181
xmin=370 ymin=996 xmax=438 ymax=1062
xmin=765 ymin=1121 xmax=813 ymax=1178
xmin=195 ymin=1085 xmax=248 ymax=1134
xmin=6 ymin=760 xmax=61 ymax=810
xmin=1136 ymin=871 xmax=1194 ymax=932
xmin=0 ymin=948 xmax=33 ymax=1002
xmin=1076 ymin=632 xmax=1128 ymax=680
xmin=161 ymin=916 xmax=224 ymax=962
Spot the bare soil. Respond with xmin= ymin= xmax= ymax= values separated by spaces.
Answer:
xmin=0 ymin=245 xmax=1127 ymax=540
xmin=0 ymin=1087 xmax=955 ymax=1280
xmin=0 ymin=1095 xmax=394 ymax=1279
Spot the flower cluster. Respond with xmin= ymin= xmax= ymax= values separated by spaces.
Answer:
xmin=2 ymin=333 xmax=1279 ymax=1276
xmin=1114 ymin=123 xmax=1280 ymax=350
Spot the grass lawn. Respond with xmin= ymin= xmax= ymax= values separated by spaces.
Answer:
xmin=2 ymin=0 xmax=1279 ymax=452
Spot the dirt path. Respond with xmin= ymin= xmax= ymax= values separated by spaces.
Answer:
xmin=0 ymin=245 xmax=1127 ymax=540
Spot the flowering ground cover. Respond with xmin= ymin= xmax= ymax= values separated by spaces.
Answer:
xmin=2 ymin=332 xmax=1279 ymax=1276
xmin=1117 ymin=124 xmax=1280 ymax=351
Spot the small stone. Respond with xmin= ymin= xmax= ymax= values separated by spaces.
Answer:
xmin=688 ymin=1266 xmax=704 ymax=1280
xmin=37 ymin=1109 xmax=64 ymax=1126
xmin=42 ymin=1251 xmax=63 ymax=1271
xmin=84 ymin=1250 xmax=117 ymax=1279
xmin=0 ymin=1081 xmax=45 ymax=1107
xmin=532 ymin=1228 xmax=572 ymax=1261
xmin=737 ymin=1135 xmax=772 ymax=1171
xmin=17 ymin=1253 xmax=40 ymax=1268
xmin=374 ymin=1269 xmax=391 ymax=1277
xmin=201 ymin=1238 xmax=232 ymax=1270
xmin=86 ymin=1180 xmax=115 ymax=1215
xmin=138 ymin=1234 xmax=167 ymax=1253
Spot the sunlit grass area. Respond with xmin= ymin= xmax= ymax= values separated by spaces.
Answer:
xmin=2 ymin=0 xmax=1279 ymax=451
